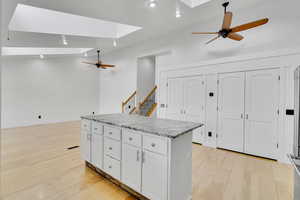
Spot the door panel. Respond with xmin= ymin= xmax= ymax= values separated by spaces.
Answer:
xmin=217 ymin=72 xmax=245 ymax=152
xmin=142 ymin=150 xmax=167 ymax=200
xmin=122 ymin=144 xmax=142 ymax=192
xmin=80 ymin=130 xmax=91 ymax=162
xmin=166 ymin=78 xmax=184 ymax=120
xmin=244 ymin=69 xmax=279 ymax=159
xmin=183 ymin=76 xmax=206 ymax=144
xmin=91 ymin=134 xmax=103 ymax=169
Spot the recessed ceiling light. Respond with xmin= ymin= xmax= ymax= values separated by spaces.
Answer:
xmin=62 ymin=35 xmax=68 ymax=45
xmin=148 ymin=0 xmax=158 ymax=8
xmin=40 ymin=54 xmax=44 ymax=59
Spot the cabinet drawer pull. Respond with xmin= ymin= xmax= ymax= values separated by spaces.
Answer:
xmin=108 ymin=165 xmax=112 ymax=169
xmin=94 ymin=128 xmax=98 ymax=130
xmin=151 ymin=143 xmax=156 ymax=147
xmin=109 ymin=147 xmax=113 ymax=150
xmin=109 ymin=132 xmax=113 ymax=135
xmin=129 ymin=137 xmax=133 ymax=141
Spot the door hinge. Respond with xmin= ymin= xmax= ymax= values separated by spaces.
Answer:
xmin=202 ymin=81 xmax=205 ymax=85
xmin=277 ymin=109 xmax=280 ymax=115
xmin=166 ymin=83 xmax=168 ymax=87
xmin=278 ymin=76 xmax=281 ymax=81
xmin=277 ymin=143 xmax=279 ymax=149
xmin=217 ymin=80 xmax=220 ymax=84
xmin=216 ymin=134 xmax=218 ymax=138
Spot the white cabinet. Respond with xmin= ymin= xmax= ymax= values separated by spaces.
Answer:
xmin=141 ymin=150 xmax=167 ymax=200
xmin=122 ymin=143 xmax=142 ymax=192
xmin=217 ymin=72 xmax=245 ymax=152
xmin=167 ymin=76 xmax=206 ymax=144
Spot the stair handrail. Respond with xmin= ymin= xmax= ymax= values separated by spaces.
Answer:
xmin=122 ymin=91 xmax=137 ymax=113
xmin=139 ymin=85 xmax=157 ymax=109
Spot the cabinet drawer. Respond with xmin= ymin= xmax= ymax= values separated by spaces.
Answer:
xmin=143 ymin=135 xmax=167 ymax=155
xmin=104 ymin=126 xmax=121 ymax=141
xmin=92 ymin=122 xmax=103 ymax=135
xmin=122 ymin=129 xmax=142 ymax=147
xmin=104 ymin=137 xmax=121 ymax=160
xmin=81 ymin=120 xmax=91 ymax=131
xmin=104 ymin=155 xmax=121 ymax=180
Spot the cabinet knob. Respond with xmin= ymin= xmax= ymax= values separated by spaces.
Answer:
xmin=129 ymin=137 xmax=133 ymax=141
xmin=109 ymin=132 xmax=113 ymax=135
xmin=109 ymin=165 xmax=112 ymax=169
xmin=151 ymin=143 xmax=156 ymax=147
xmin=109 ymin=147 xmax=112 ymax=150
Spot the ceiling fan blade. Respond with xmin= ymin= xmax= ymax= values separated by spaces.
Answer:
xmin=227 ymin=33 xmax=244 ymax=41
xmin=231 ymin=18 xmax=269 ymax=33
xmin=192 ymin=32 xmax=218 ymax=34
xmin=206 ymin=35 xmax=221 ymax=44
xmin=101 ymin=64 xmax=115 ymax=68
xmin=222 ymin=12 xmax=233 ymax=29
xmin=82 ymin=61 xmax=97 ymax=65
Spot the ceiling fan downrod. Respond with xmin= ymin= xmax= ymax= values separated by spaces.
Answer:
xmin=222 ymin=1 xmax=230 ymax=13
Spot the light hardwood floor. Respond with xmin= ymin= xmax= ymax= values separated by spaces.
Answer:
xmin=1 ymin=121 xmax=293 ymax=200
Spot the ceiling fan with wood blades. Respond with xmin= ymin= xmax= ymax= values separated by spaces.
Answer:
xmin=192 ymin=2 xmax=269 ymax=44
xmin=82 ymin=49 xmax=115 ymax=69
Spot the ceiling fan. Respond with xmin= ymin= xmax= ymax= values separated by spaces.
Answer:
xmin=82 ymin=50 xmax=115 ymax=69
xmin=192 ymin=2 xmax=269 ymax=44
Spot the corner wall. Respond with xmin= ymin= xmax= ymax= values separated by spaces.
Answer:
xmin=1 ymin=56 xmax=99 ymax=128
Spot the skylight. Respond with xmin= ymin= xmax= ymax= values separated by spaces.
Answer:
xmin=180 ymin=0 xmax=211 ymax=8
xmin=9 ymin=4 xmax=142 ymax=39
xmin=2 ymin=47 xmax=93 ymax=56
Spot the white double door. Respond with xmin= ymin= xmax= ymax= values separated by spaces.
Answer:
xmin=166 ymin=76 xmax=206 ymax=144
xmin=217 ymin=69 xmax=280 ymax=159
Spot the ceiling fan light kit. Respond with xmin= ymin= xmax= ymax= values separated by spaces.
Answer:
xmin=192 ymin=2 xmax=269 ymax=44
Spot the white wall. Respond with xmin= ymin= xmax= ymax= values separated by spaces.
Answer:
xmin=2 ymin=56 xmax=99 ymax=128
xmin=98 ymin=0 xmax=300 ymax=163
xmin=137 ymin=56 xmax=156 ymax=103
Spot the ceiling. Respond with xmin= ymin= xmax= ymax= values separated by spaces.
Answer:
xmin=1 ymin=0 xmax=269 ymax=55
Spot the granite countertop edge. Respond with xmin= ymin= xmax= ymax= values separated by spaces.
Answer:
xmin=81 ymin=115 xmax=203 ymax=139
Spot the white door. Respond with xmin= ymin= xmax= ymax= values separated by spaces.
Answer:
xmin=183 ymin=76 xmax=206 ymax=144
xmin=80 ymin=130 xmax=91 ymax=162
xmin=122 ymin=144 xmax=142 ymax=192
xmin=91 ymin=133 xmax=103 ymax=169
xmin=244 ymin=69 xmax=280 ymax=159
xmin=217 ymin=72 xmax=245 ymax=152
xmin=166 ymin=78 xmax=184 ymax=120
xmin=142 ymin=150 xmax=167 ymax=200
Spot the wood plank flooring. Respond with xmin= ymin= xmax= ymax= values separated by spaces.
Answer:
xmin=0 ymin=121 xmax=293 ymax=200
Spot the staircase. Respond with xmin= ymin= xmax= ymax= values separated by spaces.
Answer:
xmin=122 ymin=86 xmax=157 ymax=117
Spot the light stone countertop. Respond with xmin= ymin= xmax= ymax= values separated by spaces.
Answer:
xmin=81 ymin=113 xmax=203 ymax=139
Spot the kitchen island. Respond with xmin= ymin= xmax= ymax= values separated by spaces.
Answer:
xmin=81 ymin=114 xmax=203 ymax=200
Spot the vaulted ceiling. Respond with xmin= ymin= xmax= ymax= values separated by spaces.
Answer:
xmin=2 ymin=0 xmax=267 ymax=54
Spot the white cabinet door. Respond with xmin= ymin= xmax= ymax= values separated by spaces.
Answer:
xmin=166 ymin=78 xmax=184 ymax=121
xmin=122 ymin=144 xmax=142 ymax=192
xmin=91 ymin=133 xmax=103 ymax=169
xmin=244 ymin=69 xmax=279 ymax=159
xmin=142 ymin=150 xmax=167 ymax=200
xmin=217 ymin=72 xmax=245 ymax=152
xmin=80 ymin=129 xmax=91 ymax=162
xmin=183 ymin=76 xmax=206 ymax=144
